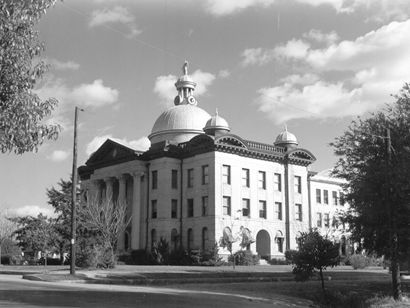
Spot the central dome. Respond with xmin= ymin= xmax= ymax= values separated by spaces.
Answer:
xmin=149 ymin=104 xmax=211 ymax=144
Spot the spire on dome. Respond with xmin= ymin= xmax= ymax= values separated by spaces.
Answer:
xmin=174 ymin=61 xmax=197 ymax=106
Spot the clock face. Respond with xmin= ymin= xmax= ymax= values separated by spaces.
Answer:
xmin=187 ymin=95 xmax=197 ymax=105
xmin=174 ymin=95 xmax=182 ymax=105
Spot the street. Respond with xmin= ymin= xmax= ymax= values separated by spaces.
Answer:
xmin=0 ymin=275 xmax=306 ymax=308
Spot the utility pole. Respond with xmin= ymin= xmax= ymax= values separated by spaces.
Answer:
xmin=70 ymin=106 xmax=81 ymax=275
xmin=386 ymin=127 xmax=401 ymax=300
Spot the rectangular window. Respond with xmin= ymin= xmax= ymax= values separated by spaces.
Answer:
xmin=340 ymin=192 xmax=345 ymax=205
xmin=324 ymin=190 xmax=329 ymax=204
xmin=242 ymin=168 xmax=250 ymax=187
xmin=316 ymin=188 xmax=321 ymax=203
xmin=332 ymin=191 xmax=338 ymax=205
xmin=294 ymin=176 xmax=302 ymax=194
xmin=202 ymin=196 xmax=208 ymax=216
xmin=151 ymin=200 xmax=157 ymax=219
xmin=187 ymin=198 xmax=194 ymax=217
xmin=316 ymin=212 xmax=322 ymax=227
xmin=295 ymin=203 xmax=302 ymax=221
xmin=223 ymin=196 xmax=231 ymax=216
xmin=171 ymin=170 xmax=178 ymax=189
xmin=152 ymin=170 xmax=158 ymax=189
xmin=258 ymin=171 xmax=266 ymax=189
xmin=187 ymin=168 xmax=194 ymax=188
xmin=202 ymin=165 xmax=209 ymax=185
xmin=171 ymin=199 xmax=178 ymax=218
xmin=222 ymin=165 xmax=231 ymax=184
xmin=274 ymin=173 xmax=282 ymax=191
xmin=275 ymin=202 xmax=282 ymax=220
xmin=242 ymin=198 xmax=250 ymax=217
xmin=324 ymin=213 xmax=330 ymax=227
xmin=259 ymin=200 xmax=267 ymax=219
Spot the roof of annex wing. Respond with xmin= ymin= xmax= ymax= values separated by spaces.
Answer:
xmin=148 ymin=61 xmax=211 ymax=144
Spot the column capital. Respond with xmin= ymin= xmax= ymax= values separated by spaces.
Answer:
xmin=132 ymin=171 xmax=145 ymax=178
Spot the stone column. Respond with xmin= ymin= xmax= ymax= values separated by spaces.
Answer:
xmin=131 ymin=172 xmax=142 ymax=249
xmin=105 ymin=177 xmax=114 ymax=203
xmin=117 ymin=174 xmax=127 ymax=251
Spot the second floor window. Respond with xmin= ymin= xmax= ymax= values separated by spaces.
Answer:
xmin=294 ymin=176 xmax=302 ymax=194
xmin=223 ymin=196 xmax=231 ymax=215
xmin=151 ymin=200 xmax=157 ymax=219
xmin=324 ymin=190 xmax=329 ymax=204
xmin=242 ymin=198 xmax=250 ymax=217
xmin=187 ymin=198 xmax=194 ymax=217
xmin=316 ymin=189 xmax=321 ymax=203
xmin=171 ymin=170 xmax=178 ymax=189
xmin=187 ymin=168 xmax=194 ymax=188
xmin=295 ymin=203 xmax=302 ymax=221
xmin=202 ymin=165 xmax=209 ymax=185
xmin=202 ymin=196 xmax=208 ymax=216
xmin=171 ymin=199 xmax=178 ymax=218
xmin=259 ymin=200 xmax=266 ymax=219
xmin=242 ymin=168 xmax=250 ymax=187
xmin=258 ymin=171 xmax=266 ymax=189
xmin=152 ymin=170 xmax=158 ymax=189
xmin=222 ymin=165 xmax=231 ymax=184
xmin=274 ymin=173 xmax=282 ymax=191
xmin=275 ymin=202 xmax=282 ymax=220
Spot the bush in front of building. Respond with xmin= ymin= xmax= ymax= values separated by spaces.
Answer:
xmin=228 ymin=250 xmax=260 ymax=266
xmin=268 ymin=257 xmax=289 ymax=265
xmin=349 ymin=254 xmax=369 ymax=269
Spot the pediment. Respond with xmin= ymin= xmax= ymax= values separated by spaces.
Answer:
xmin=187 ymin=134 xmax=215 ymax=148
xmin=85 ymin=139 xmax=142 ymax=167
xmin=287 ymin=148 xmax=316 ymax=162
xmin=215 ymin=134 xmax=248 ymax=149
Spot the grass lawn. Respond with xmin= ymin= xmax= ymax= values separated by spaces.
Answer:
xmin=171 ymin=271 xmax=410 ymax=308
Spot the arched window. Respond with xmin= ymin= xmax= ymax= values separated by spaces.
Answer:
xmin=171 ymin=229 xmax=178 ymax=251
xmin=151 ymin=229 xmax=157 ymax=249
xmin=187 ymin=228 xmax=193 ymax=250
xmin=275 ymin=231 xmax=284 ymax=253
xmin=202 ymin=227 xmax=208 ymax=251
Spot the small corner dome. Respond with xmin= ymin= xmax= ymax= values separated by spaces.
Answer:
xmin=204 ymin=111 xmax=230 ymax=136
xmin=274 ymin=129 xmax=298 ymax=147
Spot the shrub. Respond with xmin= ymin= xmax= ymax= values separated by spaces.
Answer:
xmin=151 ymin=237 xmax=170 ymax=265
xmin=229 ymin=250 xmax=259 ymax=266
xmin=268 ymin=258 xmax=289 ymax=265
xmin=76 ymin=246 xmax=98 ymax=268
xmin=75 ymin=245 xmax=116 ymax=269
xmin=37 ymin=257 xmax=62 ymax=266
xmin=201 ymin=242 xmax=225 ymax=266
xmin=129 ymin=249 xmax=155 ymax=265
xmin=349 ymin=254 xmax=369 ymax=269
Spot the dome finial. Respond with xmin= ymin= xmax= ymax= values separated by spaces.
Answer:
xmin=215 ymin=108 xmax=219 ymax=116
xmin=284 ymin=123 xmax=288 ymax=132
xmin=183 ymin=60 xmax=189 ymax=75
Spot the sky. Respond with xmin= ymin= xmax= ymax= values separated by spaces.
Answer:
xmin=1 ymin=0 xmax=410 ymax=217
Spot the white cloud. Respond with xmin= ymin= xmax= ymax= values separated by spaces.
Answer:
xmin=89 ymin=6 xmax=142 ymax=37
xmin=47 ymin=150 xmax=70 ymax=162
xmin=47 ymin=58 xmax=80 ymax=71
xmin=72 ymin=79 xmax=119 ymax=108
xmin=241 ymin=39 xmax=310 ymax=66
xmin=86 ymin=135 xmax=150 ymax=156
xmin=204 ymin=0 xmax=275 ymax=16
xmin=303 ymin=29 xmax=340 ymax=45
xmin=153 ymin=70 xmax=216 ymax=106
xmin=255 ymin=19 xmax=410 ymax=123
xmin=9 ymin=205 xmax=56 ymax=218
xmin=218 ymin=70 xmax=231 ymax=79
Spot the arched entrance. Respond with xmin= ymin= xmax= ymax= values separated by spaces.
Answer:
xmin=256 ymin=230 xmax=271 ymax=259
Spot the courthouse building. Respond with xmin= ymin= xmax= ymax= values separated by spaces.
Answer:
xmin=79 ymin=63 xmax=348 ymax=259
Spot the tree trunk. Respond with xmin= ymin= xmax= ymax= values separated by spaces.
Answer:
xmin=319 ymin=268 xmax=325 ymax=293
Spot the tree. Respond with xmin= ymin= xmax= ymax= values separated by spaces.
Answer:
xmin=78 ymin=197 xmax=131 ymax=268
xmin=286 ymin=230 xmax=339 ymax=293
xmin=331 ymin=84 xmax=410 ymax=300
xmin=0 ymin=212 xmax=17 ymax=265
xmin=11 ymin=214 xmax=58 ymax=263
xmin=0 ymin=0 xmax=60 ymax=154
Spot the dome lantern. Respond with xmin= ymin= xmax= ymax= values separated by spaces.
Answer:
xmin=174 ymin=61 xmax=198 ymax=106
